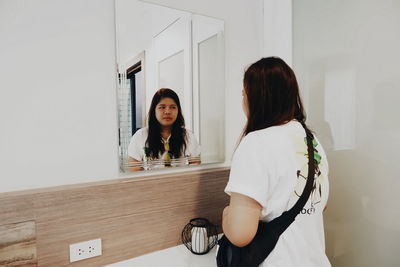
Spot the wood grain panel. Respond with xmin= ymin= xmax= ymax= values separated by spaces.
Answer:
xmin=0 ymin=167 xmax=230 ymax=266
xmin=0 ymin=220 xmax=37 ymax=266
xmin=0 ymin=196 xmax=36 ymax=226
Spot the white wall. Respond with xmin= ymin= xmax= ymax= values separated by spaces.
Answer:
xmin=263 ymin=0 xmax=292 ymax=65
xmin=115 ymin=0 xmax=187 ymax=68
xmin=264 ymin=1 xmax=400 ymax=265
xmin=293 ymin=0 xmax=400 ymax=266
xmin=195 ymin=28 xmax=225 ymax=163
xmin=0 ymin=0 xmax=118 ymax=192
xmin=0 ymin=0 xmax=264 ymax=192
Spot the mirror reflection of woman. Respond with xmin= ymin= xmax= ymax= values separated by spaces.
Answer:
xmin=127 ymin=88 xmax=201 ymax=171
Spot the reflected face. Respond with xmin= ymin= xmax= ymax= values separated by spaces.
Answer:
xmin=155 ymin=97 xmax=178 ymax=127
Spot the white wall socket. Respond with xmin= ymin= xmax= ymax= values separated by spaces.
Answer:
xmin=69 ymin=238 xmax=102 ymax=262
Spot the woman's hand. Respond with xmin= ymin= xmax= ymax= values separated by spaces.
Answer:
xmin=127 ymin=157 xmax=143 ymax=171
xmin=189 ymin=157 xmax=201 ymax=165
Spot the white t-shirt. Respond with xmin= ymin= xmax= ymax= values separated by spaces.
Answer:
xmin=225 ymin=120 xmax=331 ymax=267
xmin=127 ymin=127 xmax=201 ymax=161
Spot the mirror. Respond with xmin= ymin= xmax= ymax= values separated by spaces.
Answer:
xmin=115 ymin=0 xmax=225 ymax=172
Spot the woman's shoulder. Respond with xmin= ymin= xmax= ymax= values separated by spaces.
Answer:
xmin=239 ymin=122 xmax=301 ymax=152
xmin=135 ymin=127 xmax=148 ymax=135
xmin=185 ymin=128 xmax=195 ymax=137
xmin=236 ymin=132 xmax=267 ymax=155
xmin=182 ymin=128 xmax=195 ymax=140
xmin=244 ymin=124 xmax=289 ymax=143
xmin=131 ymin=127 xmax=148 ymax=141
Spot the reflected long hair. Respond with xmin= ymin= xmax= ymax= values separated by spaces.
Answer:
xmin=146 ymin=88 xmax=187 ymax=158
xmin=243 ymin=57 xmax=309 ymax=136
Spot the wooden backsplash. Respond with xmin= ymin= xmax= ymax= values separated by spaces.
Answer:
xmin=0 ymin=167 xmax=230 ymax=266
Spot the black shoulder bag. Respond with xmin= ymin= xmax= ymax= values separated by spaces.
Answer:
xmin=216 ymin=124 xmax=316 ymax=267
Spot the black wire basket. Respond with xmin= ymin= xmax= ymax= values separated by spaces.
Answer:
xmin=181 ymin=217 xmax=218 ymax=255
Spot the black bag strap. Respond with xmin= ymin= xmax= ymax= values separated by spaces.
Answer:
xmin=285 ymin=121 xmax=316 ymax=218
xmin=216 ymin=122 xmax=318 ymax=267
xmin=256 ymin=122 xmax=317 ymax=235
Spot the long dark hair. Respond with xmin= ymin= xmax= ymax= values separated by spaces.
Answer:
xmin=243 ymin=57 xmax=309 ymax=136
xmin=146 ymin=88 xmax=187 ymax=158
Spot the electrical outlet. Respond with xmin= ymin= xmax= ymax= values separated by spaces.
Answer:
xmin=69 ymin=238 xmax=102 ymax=262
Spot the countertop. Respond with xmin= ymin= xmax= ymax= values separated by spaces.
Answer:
xmin=105 ymin=244 xmax=218 ymax=267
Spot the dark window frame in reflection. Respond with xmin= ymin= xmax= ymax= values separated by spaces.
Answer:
xmin=126 ymin=61 xmax=142 ymax=136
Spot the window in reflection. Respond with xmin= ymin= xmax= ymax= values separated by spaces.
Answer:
xmin=127 ymin=62 xmax=144 ymax=135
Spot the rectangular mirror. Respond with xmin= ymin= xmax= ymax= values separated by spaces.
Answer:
xmin=115 ymin=0 xmax=225 ymax=172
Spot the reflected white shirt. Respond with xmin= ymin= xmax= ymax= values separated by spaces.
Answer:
xmin=127 ymin=127 xmax=201 ymax=162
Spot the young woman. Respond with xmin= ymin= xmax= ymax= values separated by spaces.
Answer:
xmin=222 ymin=57 xmax=331 ymax=266
xmin=127 ymin=88 xmax=200 ymax=171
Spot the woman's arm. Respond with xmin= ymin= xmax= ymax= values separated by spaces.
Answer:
xmin=222 ymin=192 xmax=262 ymax=247
xmin=127 ymin=156 xmax=143 ymax=172
xmin=189 ymin=157 xmax=201 ymax=165
xmin=186 ymin=130 xmax=201 ymax=165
